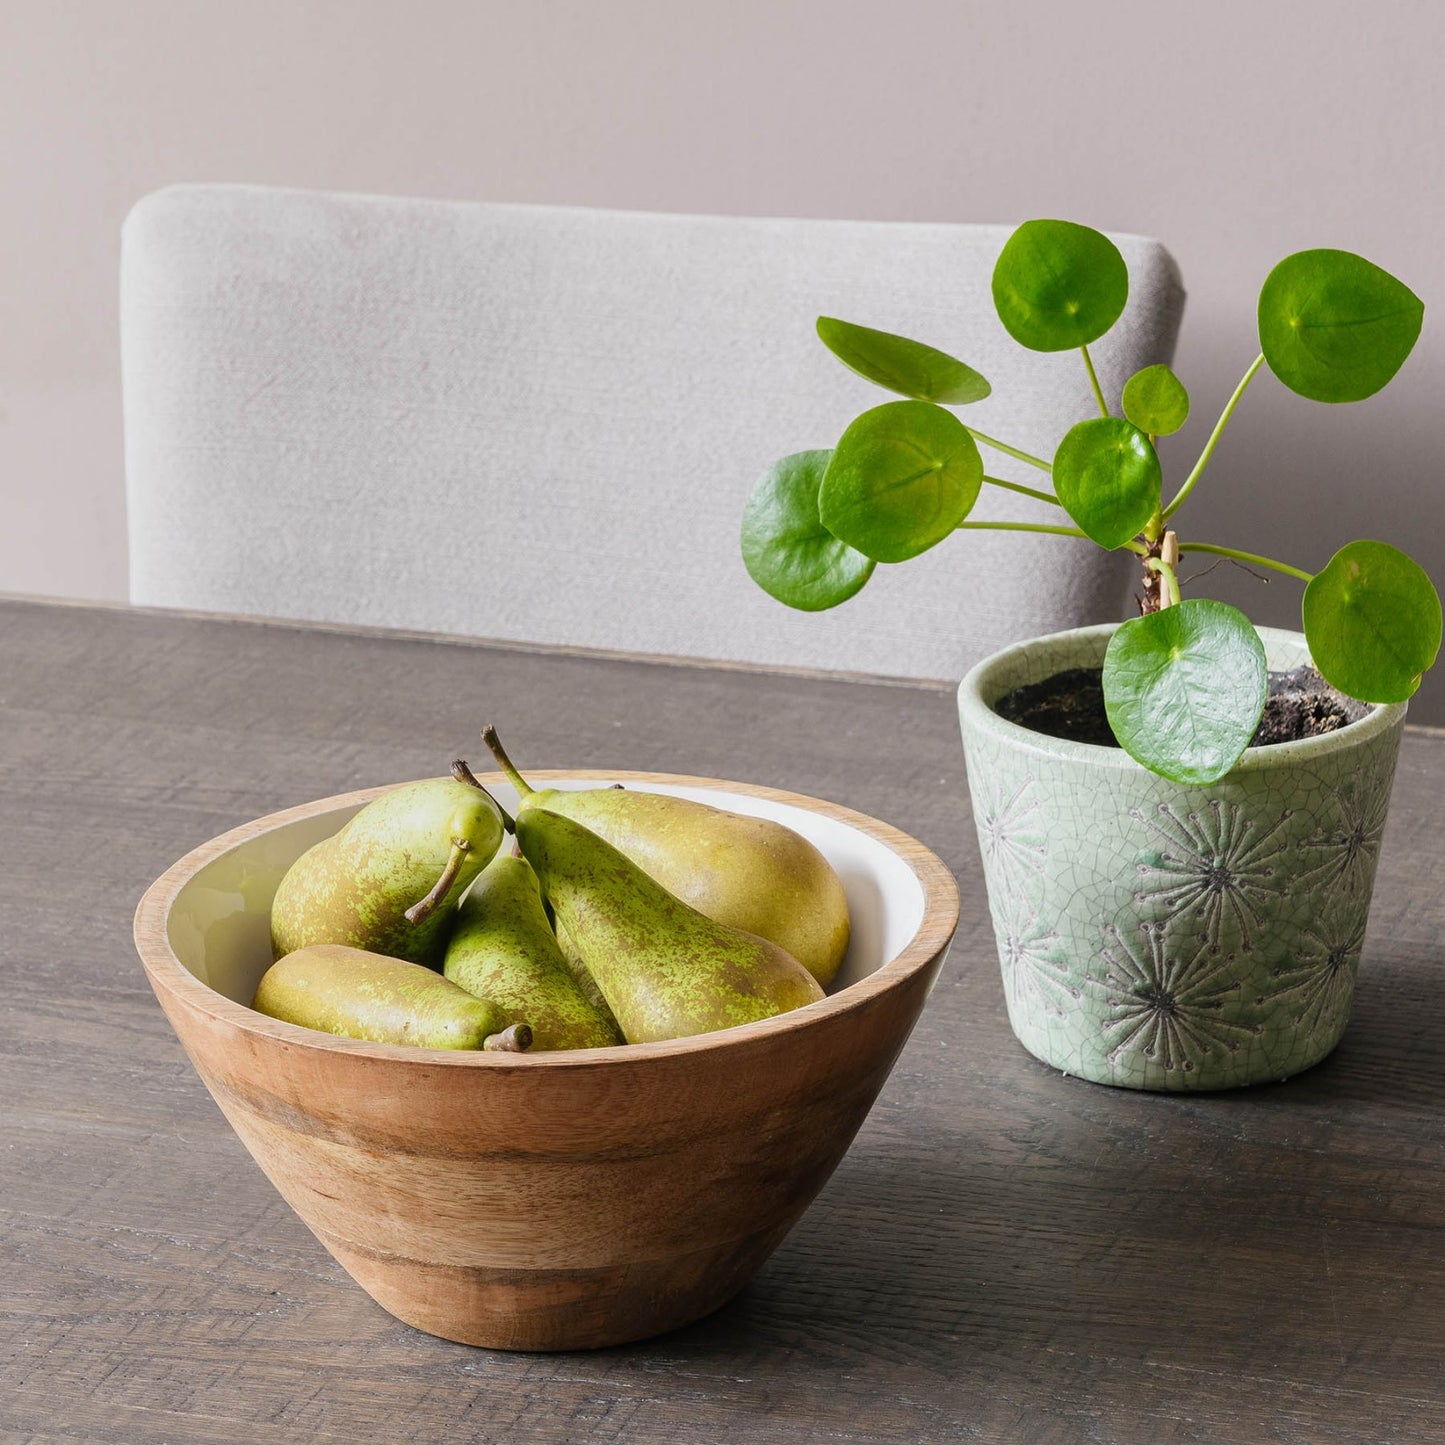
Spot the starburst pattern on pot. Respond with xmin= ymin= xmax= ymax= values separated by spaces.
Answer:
xmin=1262 ymin=903 xmax=1366 ymax=1041
xmin=1089 ymin=921 xmax=1257 ymax=1074
xmin=994 ymin=890 xmax=1074 ymax=1026
xmin=1295 ymin=774 xmax=1391 ymax=897
xmin=1132 ymin=800 xmax=1291 ymax=950
xmin=974 ymin=772 xmax=1047 ymax=905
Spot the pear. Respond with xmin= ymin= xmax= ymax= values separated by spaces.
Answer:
xmin=443 ymin=854 xmax=623 ymax=1050
xmin=254 ymin=944 xmax=531 ymax=1051
xmin=484 ymin=726 xmax=851 ymax=987
xmin=270 ymin=765 xmax=505 ymax=965
xmin=553 ymin=919 xmax=615 ymax=1017
xmin=515 ymin=807 xmax=824 ymax=1044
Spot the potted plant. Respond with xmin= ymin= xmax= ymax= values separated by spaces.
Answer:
xmin=739 ymin=219 xmax=1440 ymax=1090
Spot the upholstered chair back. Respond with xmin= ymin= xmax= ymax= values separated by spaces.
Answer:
xmin=122 ymin=186 xmax=1184 ymax=678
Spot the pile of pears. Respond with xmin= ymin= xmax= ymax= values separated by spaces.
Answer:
xmin=254 ymin=728 xmax=851 ymax=1052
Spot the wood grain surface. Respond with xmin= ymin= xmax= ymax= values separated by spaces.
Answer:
xmin=3 ymin=598 xmax=1443 ymax=1442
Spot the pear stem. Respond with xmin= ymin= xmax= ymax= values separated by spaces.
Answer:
xmin=483 ymin=1023 xmax=533 ymax=1052
xmin=403 ymin=840 xmax=471 ymax=926
xmin=481 ymin=725 xmax=535 ymax=797
xmin=451 ymin=758 xmax=515 ymax=832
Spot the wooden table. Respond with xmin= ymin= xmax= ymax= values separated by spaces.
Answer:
xmin=4 ymin=597 xmax=1443 ymax=1443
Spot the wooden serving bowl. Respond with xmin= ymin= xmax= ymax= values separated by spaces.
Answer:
xmin=134 ymin=772 xmax=959 ymax=1351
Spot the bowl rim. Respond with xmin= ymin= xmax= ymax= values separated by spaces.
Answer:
xmin=134 ymin=769 xmax=961 ymax=1069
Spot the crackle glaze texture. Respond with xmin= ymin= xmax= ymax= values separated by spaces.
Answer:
xmin=958 ymin=625 xmax=1408 ymax=1091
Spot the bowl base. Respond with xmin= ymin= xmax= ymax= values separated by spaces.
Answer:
xmin=319 ymin=1218 xmax=794 ymax=1350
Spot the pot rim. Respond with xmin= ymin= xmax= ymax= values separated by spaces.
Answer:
xmin=133 ymin=769 xmax=960 ymax=1071
xmin=958 ymin=622 xmax=1409 ymax=774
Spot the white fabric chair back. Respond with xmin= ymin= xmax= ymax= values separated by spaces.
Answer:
xmin=122 ymin=186 xmax=1185 ymax=678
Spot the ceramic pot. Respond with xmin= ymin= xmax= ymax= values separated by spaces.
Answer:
xmin=958 ymin=625 xmax=1407 ymax=1091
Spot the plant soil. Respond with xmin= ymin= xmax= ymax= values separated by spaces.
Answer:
xmin=995 ymin=664 xmax=1370 ymax=751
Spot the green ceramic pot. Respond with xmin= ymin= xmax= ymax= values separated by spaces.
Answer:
xmin=958 ymin=624 xmax=1407 ymax=1091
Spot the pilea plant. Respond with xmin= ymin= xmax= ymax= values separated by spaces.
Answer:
xmin=740 ymin=219 xmax=1441 ymax=785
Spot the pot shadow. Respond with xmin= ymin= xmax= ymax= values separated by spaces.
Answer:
xmin=659 ymin=1131 xmax=1438 ymax=1414
xmin=1240 ymin=937 xmax=1445 ymax=1112
xmin=651 ymin=949 xmax=1445 ymax=1401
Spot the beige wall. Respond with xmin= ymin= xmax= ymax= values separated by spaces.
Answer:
xmin=5 ymin=0 xmax=1443 ymax=715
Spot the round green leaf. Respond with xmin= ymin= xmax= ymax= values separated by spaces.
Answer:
xmin=741 ymin=450 xmax=876 ymax=611
xmin=1052 ymin=417 xmax=1161 ymax=549
xmin=1259 ymin=249 xmax=1423 ymax=403
xmin=815 ymin=316 xmax=991 ymax=404
xmin=818 ymin=401 xmax=983 ymax=563
xmin=991 ymin=219 xmax=1129 ymax=352
xmin=1302 ymin=540 xmax=1442 ymax=702
xmin=1121 ymin=364 xmax=1190 ymax=435
xmin=1104 ymin=600 xmax=1267 ymax=784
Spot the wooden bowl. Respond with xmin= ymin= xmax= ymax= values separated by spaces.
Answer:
xmin=134 ymin=772 xmax=959 ymax=1350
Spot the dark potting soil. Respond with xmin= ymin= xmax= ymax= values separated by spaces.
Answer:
xmin=994 ymin=663 xmax=1370 ymax=750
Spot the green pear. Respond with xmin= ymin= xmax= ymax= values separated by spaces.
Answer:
xmin=515 ymin=807 xmax=825 ymax=1044
xmin=270 ymin=766 xmax=505 ymax=965
xmin=443 ymin=854 xmax=623 ymax=1050
xmin=553 ymin=918 xmax=614 ymax=1016
xmin=484 ymin=726 xmax=851 ymax=987
xmin=254 ymin=944 xmax=531 ymax=1051
xmin=499 ymin=835 xmax=616 ymax=1023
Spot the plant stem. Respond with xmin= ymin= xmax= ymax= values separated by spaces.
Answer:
xmin=481 ymin=725 xmax=534 ymax=797
xmin=1081 ymin=345 xmax=1109 ymax=418
xmin=1162 ymin=353 xmax=1266 ymax=520
xmin=965 ymin=427 xmax=1052 ymax=473
xmin=1178 ymin=542 xmax=1315 ymax=584
xmin=1165 ymin=563 xmax=1181 ymax=608
xmin=1146 ymin=557 xmax=1181 ymax=608
xmin=954 ymin=519 xmax=1146 ymax=555
xmin=981 ymin=474 xmax=1062 ymax=507
xmin=955 ymin=520 xmax=1087 ymax=539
